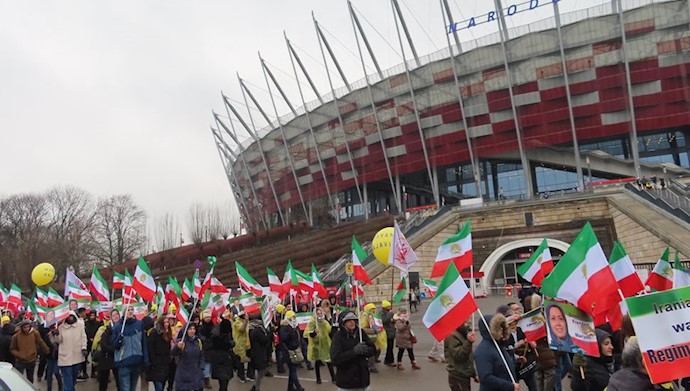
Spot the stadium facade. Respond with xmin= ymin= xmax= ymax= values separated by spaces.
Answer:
xmin=211 ymin=0 xmax=690 ymax=231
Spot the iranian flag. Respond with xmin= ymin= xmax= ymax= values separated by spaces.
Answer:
xmin=181 ymin=278 xmax=193 ymax=302
xmin=200 ymin=256 xmax=217 ymax=296
xmin=516 ymin=307 xmax=547 ymax=342
xmin=388 ymin=221 xmax=419 ymax=273
xmin=201 ymin=291 xmax=225 ymax=320
xmin=645 ymin=248 xmax=674 ymax=292
xmin=0 ymin=284 xmax=6 ymax=305
xmin=431 ymin=221 xmax=473 ymax=278
xmin=673 ymin=250 xmax=690 ymax=289
xmin=267 ymin=267 xmax=284 ymax=297
xmin=393 ymin=274 xmax=407 ymax=304
xmin=210 ymin=276 xmax=228 ymax=294
xmin=351 ymin=236 xmax=372 ymax=285
xmin=237 ymin=292 xmax=260 ymax=314
xmin=335 ymin=280 xmax=347 ymax=297
xmin=132 ymin=257 xmax=156 ymax=302
xmin=6 ymin=284 xmax=23 ymax=311
xmin=295 ymin=312 xmax=312 ymax=330
xmin=311 ymin=264 xmax=328 ymax=299
xmin=113 ymin=271 xmax=125 ymax=290
xmin=282 ymin=262 xmax=295 ymax=294
xmin=422 ymin=279 xmax=438 ymax=298
xmin=123 ymin=270 xmax=135 ymax=301
xmin=47 ymin=288 xmax=64 ymax=307
xmin=236 ymin=262 xmax=264 ymax=297
xmin=166 ymin=277 xmax=182 ymax=307
xmin=193 ymin=269 xmax=201 ymax=299
xmin=608 ymin=241 xmax=645 ymax=297
xmin=35 ymin=288 xmax=48 ymax=308
xmin=350 ymin=281 xmax=364 ymax=297
xmin=177 ymin=304 xmax=190 ymax=325
xmin=67 ymin=282 xmax=92 ymax=301
xmin=517 ymin=238 xmax=553 ymax=286
xmin=293 ymin=269 xmax=313 ymax=293
xmin=423 ymin=262 xmax=478 ymax=342
xmin=64 ymin=268 xmax=87 ymax=298
xmin=89 ymin=267 xmax=110 ymax=302
xmin=541 ymin=223 xmax=621 ymax=316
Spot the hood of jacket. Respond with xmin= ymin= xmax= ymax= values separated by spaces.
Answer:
xmin=478 ymin=313 xmax=509 ymax=341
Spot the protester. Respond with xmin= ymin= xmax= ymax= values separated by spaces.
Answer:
xmin=306 ymin=307 xmax=335 ymax=384
xmin=474 ymin=313 xmax=519 ymax=391
xmin=0 ymin=320 xmax=14 ymax=365
xmin=444 ymin=321 xmax=478 ymax=391
xmin=10 ymin=318 xmax=49 ymax=383
xmin=147 ymin=315 xmax=173 ymax=391
xmin=360 ymin=302 xmax=384 ymax=373
xmin=96 ymin=310 xmax=120 ymax=391
xmin=56 ymin=311 xmax=87 ymax=391
xmin=506 ymin=314 xmax=537 ymax=391
xmin=570 ymin=329 xmax=614 ymax=391
xmin=380 ymin=300 xmax=396 ymax=367
xmin=394 ymin=307 xmax=420 ymax=370
xmin=112 ymin=305 xmax=150 ymax=391
xmin=297 ymin=303 xmax=313 ymax=371
xmin=607 ymin=337 xmax=656 ymax=391
xmin=198 ymin=310 xmax=214 ymax=389
xmin=279 ymin=310 xmax=304 ymax=391
xmin=141 ymin=315 xmax=155 ymax=391
xmin=248 ymin=313 xmax=271 ymax=391
xmin=172 ymin=323 xmax=205 ymax=391
xmin=209 ymin=318 xmax=235 ymax=391
xmin=330 ymin=310 xmax=376 ymax=390
xmin=523 ymin=293 xmax=557 ymax=391
xmin=43 ymin=324 xmax=63 ymax=391
xmin=273 ymin=305 xmax=287 ymax=374
xmin=84 ymin=310 xmax=102 ymax=378
xmin=232 ymin=310 xmax=250 ymax=382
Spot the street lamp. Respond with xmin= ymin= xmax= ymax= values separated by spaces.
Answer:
xmin=586 ymin=156 xmax=592 ymax=190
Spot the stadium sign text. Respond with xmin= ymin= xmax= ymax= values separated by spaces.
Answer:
xmin=448 ymin=0 xmax=561 ymax=33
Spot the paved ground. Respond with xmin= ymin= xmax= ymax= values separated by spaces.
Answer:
xmin=35 ymin=295 xmax=535 ymax=391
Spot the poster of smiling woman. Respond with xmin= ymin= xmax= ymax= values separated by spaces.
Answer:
xmin=544 ymin=299 xmax=599 ymax=357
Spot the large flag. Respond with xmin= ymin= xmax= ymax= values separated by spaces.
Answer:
xmin=132 ymin=257 xmax=156 ymax=302
xmin=311 ymin=264 xmax=328 ymax=299
xmin=282 ymin=261 xmax=295 ymax=294
xmin=210 ymin=276 xmax=228 ymax=294
xmin=89 ymin=267 xmax=110 ymax=302
xmin=166 ymin=277 xmax=182 ymax=307
xmin=422 ymin=278 xmax=438 ymax=298
xmin=200 ymin=256 xmax=217 ymax=296
xmin=351 ymin=237 xmax=372 ymax=285
xmin=423 ymin=262 xmax=478 ymax=342
xmin=181 ymin=278 xmax=193 ymax=302
xmin=6 ymin=284 xmax=23 ymax=311
xmin=431 ymin=221 xmax=473 ymax=278
xmin=47 ymin=288 xmax=64 ymax=307
xmin=267 ymin=267 xmax=284 ymax=297
xmin=64 ymin=268 xmax=87 ymax=298
xmin=541 ymin=222 xmax=621 ymax=316
xmin=608 ymin=241 xmax=645 ymax=297
xmin=293 ymin=269 xmax=313 ymax=293
xmin=645 ymin=248 xmax=674 ymax=292
xmin=236 ymin=262 xmax=264 ymax=297
xmin=388 ymin=221 xmax=419 ymax=273
xmin=673 ymin=250 xmax=690 ymax=288
xmin=113 ymin=271 xmax=125 ymax=290
xmin=67 ymin=282 xmax=91 ymax=301
xmin=393 ymin=274 xmax=407 ymax=304
xmin=517 ymin=238 xmax=553 ymax=286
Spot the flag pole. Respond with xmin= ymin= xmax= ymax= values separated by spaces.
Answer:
xmin=351 ymin=274 xmax=363 ymax=343
xmin=470 ymin=263 xmax=475 ymax=329
xmin=476 ymin=308 xmax=517 ymax=385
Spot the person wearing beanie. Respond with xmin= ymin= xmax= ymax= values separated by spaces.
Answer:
xmin=570 ymin=329 xmax=614 ymax=391
xmin=330 ymin=310 xmax=376 ymax=390
xmin=380 ymin=300 xmax=396 ymax=367
xmin=209 ymin=319 xmax=235 ymax=391
xmin=11 ymin=318 xmax=50 ymax=383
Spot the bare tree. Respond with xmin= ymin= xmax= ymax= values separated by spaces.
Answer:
xmin=153 ymin=212 xmax=180 ymax=251
xmin=90 ymin=194 xmax=147 ymax=267
xmin=186 ymin=203 xmax=206 ymax=245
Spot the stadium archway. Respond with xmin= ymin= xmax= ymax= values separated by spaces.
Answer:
xmin=478 ymin=238 xmax=570 ymax=294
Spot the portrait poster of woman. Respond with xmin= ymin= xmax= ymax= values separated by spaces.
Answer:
xmin=544 ymin=299 xmax=600 ymax=357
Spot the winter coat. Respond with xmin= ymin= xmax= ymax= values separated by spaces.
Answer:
xmin=172 ymin=335 xmax=205 ymax=391
xmin=306 ymin=317 xmax=332 ymax=363
xmin=248 ymin=320 xmax=271 ymax=370
xmin=394 ymin=314 xmax=413 ymax=349
xmin=607 ymin=368 xmax=657 ymax=391
xmin=380 ymin=309 xmax=396 ymax=337
xmin=198 ymin=320 xmax=214 ymax=349
xmin=231 ymin=317 xmax=250 ymax=361
xmin=84 ymin=319 xmax=102 ymax=341
xmin=444 ymin=324 xmax=476 ymax=379
xmin=56 ymin=315 xmax=87 ymax=367
xmin=97 ymin=326 xmax=116 ymax=371
xmin=10 ymin=324 xmax=49 ymax=364
xmin=278 ymin=323 xmax=300 ymax=351
xmin=39 ymin=325 xmax=59 ymax=361
xmin=360 ymin=310 xmax=387 ymax=351
xmin=112 ymin=316 xmax=149 ymax=368
xmin=330 ymin=324 xmax=376 ymax=389
xmin=209 ymin=324 xmax=235 ymax=381
xmin=571 ymin=329 xmax=613 ymax=391
xmin=0 ymin=324 xmax=15 ymax=364
xmin=474 ymin=314 xmax=516 ymax=391
xmin=146 ymin=328 xmax=172 ymax=382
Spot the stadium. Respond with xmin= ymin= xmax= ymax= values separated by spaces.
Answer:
xmin=211 ymin=0 xmax=690 ymax=232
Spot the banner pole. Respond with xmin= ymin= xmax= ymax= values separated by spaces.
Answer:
xmin=476 ymin=308 xmax=517 ymax=384
xmin=352 ymin=274 xmax=363 ymax=343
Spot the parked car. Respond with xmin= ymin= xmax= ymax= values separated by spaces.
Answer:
xmin=0 ymin=362 xmax=39 ymax=390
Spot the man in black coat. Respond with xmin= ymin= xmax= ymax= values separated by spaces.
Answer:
xmin=84 ymin=311 xmax=103 ymax=378
xmin=0 ymin=323 xmax=15 ymax=365
xmin=330 ymin=311 xmax=376 ymax=390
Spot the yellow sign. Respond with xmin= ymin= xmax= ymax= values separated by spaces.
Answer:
xmin=345 ymin=262 xmax=354 ymax=276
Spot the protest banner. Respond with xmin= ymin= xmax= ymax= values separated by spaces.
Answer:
xmin=544 ymin=299 xmax=599 ymax=357
xmin=44 ymin=302 xmax=70 ymax=328
xmin=517 ymin=307 xmax=547 ymax=342
xmin=627 ymin=285 xmax=690 ymax=384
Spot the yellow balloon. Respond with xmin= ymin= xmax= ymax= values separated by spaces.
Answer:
xmin=31 ymin=262 xmax=55 ymax=286
xmin=372 ymin=227 xmax=394 ymax=265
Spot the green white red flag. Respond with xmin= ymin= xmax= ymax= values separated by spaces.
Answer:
xmin=113 ymin=272 xmax=125 ymax=290
xmin=541 ymin=222 xmax=621 ymax=316
xmin=608 ymin=241 xmax=645 ymax=297
xmin=237 ymin=292 xmax=260 ymax=314
xmin=210 ymin=276 xmax=228 ymax=294
xmin=35 ymin=288 xmax=48 ymax=308
xmin=517 ymin=238 xmax=553 ymax=286
xmin=166 ymin=277 xmax=182 ymax=307
xmin=6 ymin=284 xmax=23 ymax=311
xmin=351 ymin=236 xmax=372 ymax=285
xmin=393 ymin=274 xmax=407 ymax=304
xmin=282 ymin=261 xmax=295 ymax=294
xmin=645 ymin=248 xmax=674 ymax=292
xmin=181 ymin=278 xmax=193 ymax=302
xmin=626 ymin=285 xmax=690 ymax=384
xmin=64 ymin=268 xmax=87 ymax=298
xmin=422 ymin=279 xmax=438 ymax=298
xmin=423 ymin=262 xmax=478 ymax=342
xmin=431 ymin=221 xmax=473 ymax=278
xmin=236 ymin=262 xmax=264 ymax=297
xmin=311 ymin=264 xmax=328 ymax=299
xmin=123 ymin=270 xmax=135 ymax=301
xmin=672 ymin=250 xmax=690 ymax=289
xmin=388 ymin=221 xmax=419 ymax=273
xmin=516 ymin=307 xmax=547 ymax=342
xmin=193 ymin=269 xmax=201 ymax=299
xmin=293 ymin=269 xmax=313 ymax=293
xmin=47 ymin=288 xmax=64 ymax=307
xmin=177 ymin=304 xmax=190 ymax=325
xmin=295 ymin=312 xmax=312 ymax=330
xmin=335 ymin=280 xmax=347 ymax=297
xmin=67 ymin=282 xmax=91 ymax=301
xmin=89 ymin=267 xmax=110 ymax=302
xmin=267 ymin=267 xmax=284 ymax=297
xmin=132 ymin=257 xmax=156 ymax=302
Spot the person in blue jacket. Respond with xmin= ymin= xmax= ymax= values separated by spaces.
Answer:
xmin=112 ymin=305 xmax=149 ymax=391
xmin=474 ymin=313 xmax=519 ymax=391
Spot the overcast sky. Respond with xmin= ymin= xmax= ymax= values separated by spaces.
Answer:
xmin=1 ymin=0 xmax=605 ymax=236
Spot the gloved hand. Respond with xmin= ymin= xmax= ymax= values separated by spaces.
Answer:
xmin=82 ymin=349 xmax=88 ymax=358
xmin=116 ymin=335 xmax=124 ymax=346
xmin=353 ymin=342 xmax=369 ymax=355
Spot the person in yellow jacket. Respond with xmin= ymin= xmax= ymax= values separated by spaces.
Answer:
xmin=306 ymin=307 xmax=335 ymax=384
xmin=360 ymin=303 xmax=387 ymax=373
xmin=232 ymin=311 xmax=250 ymax=383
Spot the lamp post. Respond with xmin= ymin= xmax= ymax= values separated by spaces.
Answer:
xmin=586 ymin=156 xmax=592 ymax=191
